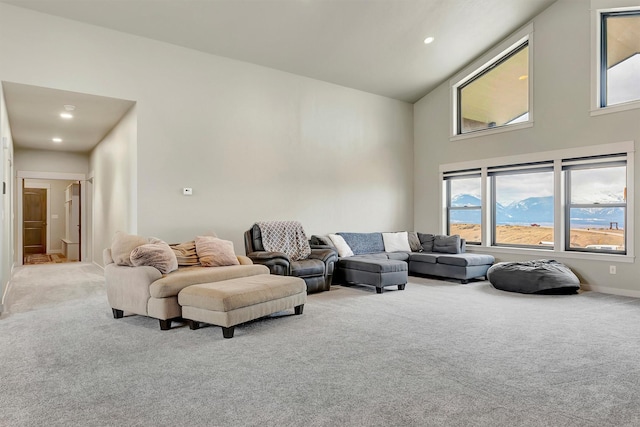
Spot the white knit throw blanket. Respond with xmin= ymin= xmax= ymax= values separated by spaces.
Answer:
xmin=257 ymin=221 xmax=311 ymax=261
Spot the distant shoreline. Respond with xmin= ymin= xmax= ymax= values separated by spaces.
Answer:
xmin=450 ymin=224 xmax=624 ymax=249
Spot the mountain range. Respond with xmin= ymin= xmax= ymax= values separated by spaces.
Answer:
xmin=451 ymin=194 xmax=625 ymax=227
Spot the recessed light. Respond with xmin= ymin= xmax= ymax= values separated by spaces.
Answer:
xmin=423 ymin=36 xmax=435 ymax=44
xmin=52 ymin=137 xmax=62 ymax=143
xmin=64 ymin=104 xmax=76 ymax=111
xmin=60 ymin=112 xmax=73 ymax=119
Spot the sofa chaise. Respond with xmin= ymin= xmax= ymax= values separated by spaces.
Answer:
xmin=310 ymin=231 xmax=495 ymax=290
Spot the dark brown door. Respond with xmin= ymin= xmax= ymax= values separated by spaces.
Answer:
xmin=24 ymin=188 xmax=47 ymax=256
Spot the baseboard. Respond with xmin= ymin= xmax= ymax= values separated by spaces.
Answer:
xmin=581 ymin=283 xmax=640 ymax=299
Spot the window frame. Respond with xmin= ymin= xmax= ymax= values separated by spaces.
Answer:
xmin=563 ymin=158 xmax=627 ymax=254
xmin=444 ymin=172 xmax=482 ymax=245
xmin=450 ymin=23 xmax=534 ymax=140
xmin=591 ymin=6 xmax=640 ymax=116
xmin=489 ymin=164 xmax=555 ymax=249
xmin=439 ymin=142 xmax=635 ymax=262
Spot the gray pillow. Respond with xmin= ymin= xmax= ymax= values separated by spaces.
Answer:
xmin=407 ymin=231 xmax=422 ymax=252
xmin=433 ymin=235 xmax=461 ymax=254
xmin=417 ymin=233 xmax=435 ymax=252
xmin=310 ymin=235 xmax=334 ymax=247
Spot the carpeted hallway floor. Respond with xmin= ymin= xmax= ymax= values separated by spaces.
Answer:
xmin=2 ymin=263 xmax=640 ymax=426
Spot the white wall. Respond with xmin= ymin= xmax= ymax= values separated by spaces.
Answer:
xmin=414 ymin=0 xmax=640 ymax=294
xmin=0 ymin=85 xmax=14 ymax=311
xmin=0 ymin=3 xmax=414 ymax=262
xmin=90 ymin=105 xmax=137 ymax=264
xmin=13 ymin=149 xmax=89 ymax=174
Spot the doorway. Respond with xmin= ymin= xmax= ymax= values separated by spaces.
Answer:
xmin=22 ymin=179 xmax=82 ymax=265
xmin=16 ymin=172 xmax=88 ymax=266
xmin=22 ymin=187 xmax=47 ymax=261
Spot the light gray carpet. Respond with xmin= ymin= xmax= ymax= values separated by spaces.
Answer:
xmin=2 ymin=263 xmax=640 ymax=426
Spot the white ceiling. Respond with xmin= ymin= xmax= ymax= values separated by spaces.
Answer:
xmin=3 ymin=82 xmax=135 ymax=153
xmin=1 ymin=0 xmax=557 ymax=152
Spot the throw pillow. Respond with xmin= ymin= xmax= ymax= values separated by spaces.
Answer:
xmin=170 ymin=240 xmax=200 ymax=266
xmin=130 ymin=240 xmax=178 ymax=274
xmin=433 ymin=235 xmax=461 ymax=254
xmin=382 ymin=232 xmax=412 ymax=253
xmin=195 ymin=236 xmax=240 ymax=267
xmin=417 ymin=233 xmax=435 ymax=252
xmin=310 ymin=235 xmax=334 ymax=247
xmin=407 ymin=231 xmax=422 ymax=252
xmin=111 ymin=231 xmax=149 ymax=266
xmin=328 ymin=234 xmax=354 ymax=257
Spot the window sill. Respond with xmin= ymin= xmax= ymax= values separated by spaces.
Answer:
xmin=450 ymin=121 xmax=533 ymax=142
xmin=465 ymin=245 xmax=634 ymax=263
xmin=591 ymin=100 xmax=640 ymax=117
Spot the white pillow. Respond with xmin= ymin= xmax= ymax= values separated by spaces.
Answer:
xmin=382 ymin=232 xmax=412 ymax=253
xmin=328 ymin=234 xmax=354 ymax=257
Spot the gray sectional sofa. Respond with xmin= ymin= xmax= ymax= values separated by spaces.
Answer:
xmin=310 ymin=232 xmax=495 ymax=291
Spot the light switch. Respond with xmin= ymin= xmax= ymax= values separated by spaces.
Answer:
xmin=183 ymin=187 xmax=193 ymax=196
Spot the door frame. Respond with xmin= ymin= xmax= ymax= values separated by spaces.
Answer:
xmin=22 ymin=181 xmax=51 ymax=255
xmin=16 ymin=171 xmax=86 ymax=266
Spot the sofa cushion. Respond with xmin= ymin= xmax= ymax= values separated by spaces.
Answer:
xmin=337 ymin=232 xmax=385 ymax=255
xmin=328 ymin=234 xmax=354 ymax=257
xmin=436 ymin=253 xmax=495 ymax=267
xmin=407 ymin=232 xmax=423 ymax=252
xmin=387 ymin=252 xmax=410 ymax=261
xmin=111 ymin=231 xmax=149 ymax=266
xmin=338 ymin=258 xmax=407 ymax=274
xmin=290 ymin=259 xmax=325 ymax=278
xmin=417 ymin=233 xmax=435 ymax=252
xmin=382 ymin=232 xmax=412 ymax=253
xmin=130 ymin=240 xmax=178 ymax=274
xmin=195 ymin=236 xmax=240 ymax=267
xmin=149 ymin=264 xmax=270 ymax=298
xmin=433 ymin=235 xmax=461 ymax=254
xmin=409 ymin=252 xmax=438 ymax=264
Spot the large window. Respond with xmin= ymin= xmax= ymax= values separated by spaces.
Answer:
xmin=490 ymin=166 xmax=554 ymax=248
xmin=599 ymin=9 xmax=640 ymax=108
xmin=440 ymin=143 xmax=633 ymax=257
xmin=445 ymin=174 xmax=482 ymax=244
xmin=564 ymin=158 xmax=627 ymax=253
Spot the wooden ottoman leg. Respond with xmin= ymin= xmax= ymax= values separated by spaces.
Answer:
xmin=222 ymin=326 xmax=235 ymax=339
xmin=112 ymin=308 xmax=124 ymax=319
xmin=376 ymin=287 xmax=383 ymax=294
xmin=398 ymin=284 xmax=406 ymax=290
xmin=295 ymin=304 xmax=304 ymax=315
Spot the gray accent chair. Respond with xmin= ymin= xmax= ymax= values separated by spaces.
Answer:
xmin=244 ymin=224 xmax=338 ymax=294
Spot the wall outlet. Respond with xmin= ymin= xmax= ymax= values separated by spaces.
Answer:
xmin=609 ymin=265 xmax=616 ymax=275
xmin=183 ymin=187 xmax=193 ymax=196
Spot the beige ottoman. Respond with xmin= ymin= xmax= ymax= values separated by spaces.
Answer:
xmin=178 ymin=274 xmax=307 ymax=338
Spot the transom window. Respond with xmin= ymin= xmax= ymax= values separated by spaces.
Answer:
xmin=600 ymin=10 xmax=640 ymax=108
xmin=458 ymin=42 xmax=529 ymax=135
xmin=451 ymin=24 xmax=533 ymax=138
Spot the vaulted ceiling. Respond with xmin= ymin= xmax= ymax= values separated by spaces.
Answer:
xmin=1 ymin=0 xmax=557 ymax=152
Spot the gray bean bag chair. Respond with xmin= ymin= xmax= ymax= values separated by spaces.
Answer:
xmin=487 ymin=259 xmax=580 ymax=294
